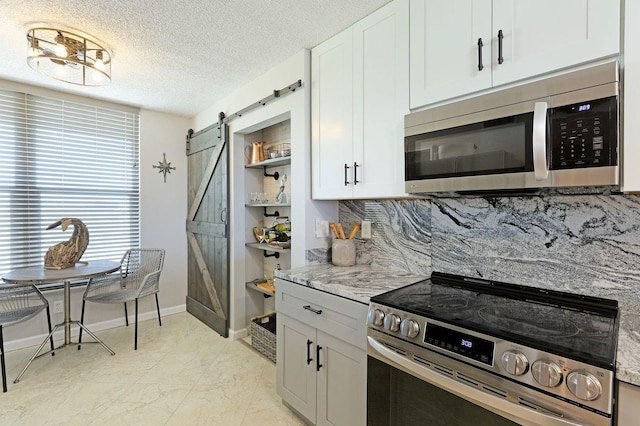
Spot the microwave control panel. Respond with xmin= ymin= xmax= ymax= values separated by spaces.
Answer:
xmin=550 ymin=96 xmax=617 ymax=170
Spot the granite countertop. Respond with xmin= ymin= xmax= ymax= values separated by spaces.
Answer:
xmin=273 ymin=263 xmax=427 ymax=305
xmin=275 ymin=264 xmax=640 ymax=387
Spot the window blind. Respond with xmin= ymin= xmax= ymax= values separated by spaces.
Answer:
xmin=0 ymin=89 xmax=140 ymax=275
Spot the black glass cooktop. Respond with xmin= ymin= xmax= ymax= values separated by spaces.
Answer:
xmin=371 ymin=272 xmax=619 ymax=369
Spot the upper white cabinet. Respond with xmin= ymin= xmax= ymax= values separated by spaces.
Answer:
xmin=312 ymin=0 xmax=409 ymax=200
xmin=409 ymin=0 xmax=492 ymax=107
xmin=410 ymin=0 xmax=620 ymax=109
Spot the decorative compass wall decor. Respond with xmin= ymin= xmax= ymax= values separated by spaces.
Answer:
xmin=153 ymin=153 xmax=176 ymax=183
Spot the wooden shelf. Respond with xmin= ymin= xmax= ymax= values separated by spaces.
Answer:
xmin=245 ymin=156 xmax=291 ymax=168
xmin=245 ymin=203 xmax=291 ymax=208
xmin=246 ymin=279 xmax=275 ymax=297
xmin=246 ymin=243 xmax=291 ymax=253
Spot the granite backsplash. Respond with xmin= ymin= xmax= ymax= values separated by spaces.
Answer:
xmin=306 ymin=195 xmax=640 ymax=315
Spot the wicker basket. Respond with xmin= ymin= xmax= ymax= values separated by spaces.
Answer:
xmin=250 ymin=313 xmax=276 ymax=363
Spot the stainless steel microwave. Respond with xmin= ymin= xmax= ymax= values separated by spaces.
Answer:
xmin=404 ymin=61 xmax=619 ymax=194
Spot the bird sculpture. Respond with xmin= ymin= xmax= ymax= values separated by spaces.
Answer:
xmin=44 ymin=218 xmax=89 ymax=269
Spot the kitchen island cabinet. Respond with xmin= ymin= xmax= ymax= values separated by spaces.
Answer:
xmin=276 ymin=277 xmax=368 ymax=426
xmin=410 ymin=0 xmax=620 ymax=109
xmin=311 ymin=0 xmax=408 ymax=200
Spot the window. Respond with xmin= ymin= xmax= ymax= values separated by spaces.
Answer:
xmin=0 ymin=89 xmax=140 ymax=274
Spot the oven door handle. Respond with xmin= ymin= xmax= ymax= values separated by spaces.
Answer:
xmin=367 ymin=337 xmax=584 ymax=426
xmin=533 ymin=101 xmax=549 ymax=181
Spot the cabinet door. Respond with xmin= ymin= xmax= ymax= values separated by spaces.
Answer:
xmin=353 ymin=0 xmax=410 ymax=199
xmin=311 ymin=27 xmax=354 ymax=200
xmin=409 ymin=0 xmax=492 ymax=109
xmin=617 ymin=381 xmax=640 ymax=425
xmin=276 ymin=313 xmax=317 ymax=423
xmin=316 ymin=330 xmax=367 ymax=426
xmin=492 ymin=0 xmax=620 ymax=87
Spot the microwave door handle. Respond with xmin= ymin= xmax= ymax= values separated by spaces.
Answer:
xmin=533 ymin=101 xmax=549 ymax=180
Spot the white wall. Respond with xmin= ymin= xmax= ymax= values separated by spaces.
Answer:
xmin=1 ymin=86 xmax=191 ymax=350
xmin=139 ymin=109 xmax=190 ymax=316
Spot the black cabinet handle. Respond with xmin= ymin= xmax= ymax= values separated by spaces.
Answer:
xmin=477 ymin=38 xmax=484 ymax=71
xmin=497 ymin=30 xmax=504 ymax=64
xmin=306 ymin=339 xmax=313 ymax=365
xmin=344 ymin=163 xmax=350 ymax=186
xmin=303 ymin=305 xmax=323 ymax=315
xmin=353 ymin=162 xmax=359 ymax=185
xmin=316 ymin=345 xmax=323 ymax=371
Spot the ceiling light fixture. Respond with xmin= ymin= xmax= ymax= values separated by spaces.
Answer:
xmin=26 ymin=27 xmax=111 ymax=86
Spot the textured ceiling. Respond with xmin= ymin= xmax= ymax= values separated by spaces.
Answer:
xmin=0 ymin=0 xmax=391 ymax=117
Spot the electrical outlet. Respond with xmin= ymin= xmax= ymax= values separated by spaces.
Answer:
xmin=53 ymin=300 xmax=64 ymax=314
xmin=315 ymin=218 xmax=330 ymax=238
xmin=361 ymin=221 xmax=372 ymax=239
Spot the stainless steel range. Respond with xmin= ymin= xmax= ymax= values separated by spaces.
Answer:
xmin=366 ymin=272 xmax=619 ymax=426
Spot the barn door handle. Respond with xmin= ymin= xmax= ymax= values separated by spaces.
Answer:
xmin=220 ymin=208 xmax=227 ymax=223
xmin=306 ymin=339 xmax=313 ymax=365
xmin=497 ymin=30 xmax=504 ymax=64
xmin=316 ymin=345 xmax=323 ymax=371
xmin=477 ymin=38 xmax=484 ymax=71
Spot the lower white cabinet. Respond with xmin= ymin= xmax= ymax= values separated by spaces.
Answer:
xmin=617 ymin=381 xmax=640 ymax=425
xmin=275 ymin=278 xmax=368 ymax=426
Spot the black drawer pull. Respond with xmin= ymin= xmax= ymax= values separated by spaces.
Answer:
xmin=303 ymin=305 xmax=323 ymax=315
xmin=344 ymin=163 xmax=350 ymax=186
xmin=477 ymin=38 xmax=484 ymax=71
xmin=316 ymin=345 xmax=323 ymax=371
xmin=353 ymin=162 xmax=359 ymax=185
xmin=306 ymin=339 xmax=313 ymax=365
xmin=497 ymin=29 xmax=504 ymax=64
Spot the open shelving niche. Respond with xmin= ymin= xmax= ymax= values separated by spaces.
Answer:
xmin=243 ymin=119 xmax=292 ymax=323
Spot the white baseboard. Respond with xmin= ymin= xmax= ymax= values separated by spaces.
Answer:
xmin=228 ymin=327 xmax=248 ymax=340
xmin=3 ymin=304 xmax=187 ymax=353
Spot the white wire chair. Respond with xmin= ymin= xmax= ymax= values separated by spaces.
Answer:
xmin=0 ymin=284 xmax=54 ymax=392
xmin=79 ymin=249 xmax=165 ymax=350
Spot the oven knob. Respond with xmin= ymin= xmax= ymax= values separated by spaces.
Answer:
xmin=368 ymin=309 xmax=385 ymax=326
xmin=383 ymin=313 xmax=401 ymax=332
xmin=566 ymin=370 xmax=602 ymax=401
xmin=531 ymin=360 xmax=563 ymax=387
xmin=500 ymin=350 xmax=529 ymax=376
xmin=400 ymin=319 xmax=420 ymax=338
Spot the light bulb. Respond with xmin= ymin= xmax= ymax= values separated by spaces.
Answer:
xmin=94 ymin=50 xmax=105 ymax=71
xmin=28 ymin=38 xmax=40 ymax=57
xmin=54 ymin=43 xmax=67 ymax=58
xmin=54 ymin=33 xmax=67 ymax=58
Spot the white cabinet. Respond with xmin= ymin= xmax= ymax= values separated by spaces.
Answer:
xmin=410 ymin=0 xmax=620 ymax=109
xmin=409 ymin=0 xmax=492 ymax=107
xmin=276 ymin=278 xmax=368 ymax=425
xmin=617 ymin=381 xmax=640 ymax=425
xmin=312 ymin=0 xmax=409 ymax=199
xmin=622 ymin=0 xmax=640 ymax=192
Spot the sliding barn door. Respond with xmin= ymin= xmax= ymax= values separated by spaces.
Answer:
xmin=185 ymin=119 xmax=229 ymax=337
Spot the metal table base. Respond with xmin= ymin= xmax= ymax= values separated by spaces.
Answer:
xmin=2 ymin=261 xmax=120 ymax=384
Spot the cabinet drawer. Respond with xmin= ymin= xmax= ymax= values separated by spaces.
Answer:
xmin=275 ymin=278 xmax=368 ymax=349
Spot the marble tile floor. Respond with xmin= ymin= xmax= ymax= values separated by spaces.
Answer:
xmin=0 ymin=312 xmax=305 ymax=426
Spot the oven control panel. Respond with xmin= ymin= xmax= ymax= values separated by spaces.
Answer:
xmin=367 ymin=303 xmax=614 ymax=415
xmin=423 ymin=322 xmax=494 ymax=366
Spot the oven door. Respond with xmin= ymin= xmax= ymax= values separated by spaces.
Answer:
xmin=367 ymin=333 xmax=608 ymax=426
